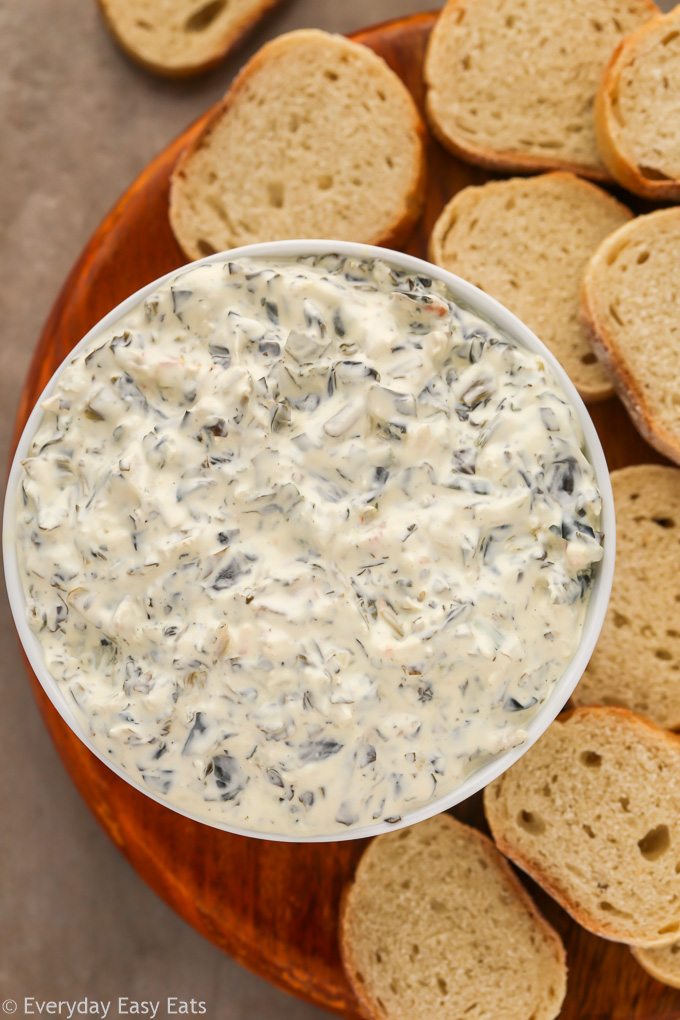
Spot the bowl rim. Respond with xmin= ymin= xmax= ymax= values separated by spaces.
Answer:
xmin=3 ymin=238 xmax=616 ymax=843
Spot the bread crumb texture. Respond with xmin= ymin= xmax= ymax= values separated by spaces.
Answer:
xmin=429 ymin=172 xmax=631 ymax=401
xmin=596 ymin=6 xmax=680 ymax=198
xmin=98 ymin=0 xmax=284 ymax=76
xmin=485 ymin=707 xmax=680 ymax=946
xmin=633 ymin=939 xmax=680 ymax=989
xmin=169 ymin=30 xmax=425 ymax=259
xmin=424 ymin=0 xmax=658 ymax=179
xmin=580 ymin=207 xmax=680 ymax=464
xmin=339 ymin=813 xmax=566 ymax=1020
xmin=574 ymin=465 xmax=680 ymax=728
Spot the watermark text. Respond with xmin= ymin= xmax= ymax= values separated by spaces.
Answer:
xmin=15 ymin=1000 xmax=206 ymax=1018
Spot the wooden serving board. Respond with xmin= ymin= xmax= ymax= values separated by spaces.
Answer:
xmin=13 ymin=11 xmax=678 ymax=1019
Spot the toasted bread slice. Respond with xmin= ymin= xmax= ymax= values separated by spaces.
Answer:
xmin=339 ymin=813 xmax=566 ymax=1020
xmin=97 ymin=0 xmax=285 ymax=77
xmin=429 ymin=172 xmax=632 ymax=401
xmin=485 ymin=706 xmax=680 ymax=947
xmin=633 ymin=941 xmax=680 ymax=989
xmin=169 ymin=30 xmax=426 ymax=259
xmin=580 ymin=207 xmax=680 ymax=464
xmin=573 ymin=465 xmax=680 ymax=729
xmin=596 ymin=7 xmax=680 ymax=200
xmin=424 ymin=0 xmax=658 ymax=181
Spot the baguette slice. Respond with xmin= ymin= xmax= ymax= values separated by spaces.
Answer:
xmin=633 ymin=941 xmax=680 ymax=989
xmin=596 ymin=7 xmax=680 ymax=200
xmin=424 ymin=0 xmax=658 ymax=181
xmin=485 ymin=707 xmax=680 ymax=947
xmin=97 ymin=0 xmax=285 ymax=77
xmin=429 ymin=172 xmax=632 ymax=401
xmin=580 ymin=207 xmax=680 ymax=464
xmin=339 ymin=814 xmax=566 ymax=1020
xmin=573 ymin=465 xmax=680 ymax=729
xmin=169 ymin=30 xmax=426 ymax=260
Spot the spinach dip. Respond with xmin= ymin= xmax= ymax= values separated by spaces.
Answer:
xmin=15 ymin=254 xmax=604 ymax=835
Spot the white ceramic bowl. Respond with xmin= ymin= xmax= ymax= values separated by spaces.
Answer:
xmin=3 ymin=240 xmax=615 ymax=842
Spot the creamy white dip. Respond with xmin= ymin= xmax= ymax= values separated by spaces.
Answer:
xmin=15 ymin=254 xmax=603 ymax=834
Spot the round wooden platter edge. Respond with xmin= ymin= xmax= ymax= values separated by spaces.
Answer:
xmin=11 ymin=11 xmax=680 ymax=1020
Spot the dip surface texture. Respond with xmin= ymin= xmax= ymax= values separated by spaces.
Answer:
xmin=15 ymin=254 xmax=603 ymax=834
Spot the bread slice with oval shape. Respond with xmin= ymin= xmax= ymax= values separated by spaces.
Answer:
xmin=169 ymin=29 xmax=426 ymax=260
xmin=485 ymin=706 xmax=680 ymax=947
xmin=572 ymin=465 xmax=680 ymax=728
xmin=596 ymin=6 xmax=680 ymax=200
xmin=580 ymin=207 xmax=680 ymax=464
xmin=633 ymin=941 xmax=680 ymax=989
xmin=429 ymin=172 xmax=632 ymax=401
xmin=339 ymin=813 xmax=567 ymax=1020
xmin=97 ymin=0 xmax=285 ymax=77
xmin=424 ymin=0 xmax=658 ymax=181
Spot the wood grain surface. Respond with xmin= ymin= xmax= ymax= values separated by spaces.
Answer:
xmin=11 ymin=11 xmax=679 ymax=1019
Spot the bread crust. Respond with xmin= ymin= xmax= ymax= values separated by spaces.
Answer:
xmin=429 ymin=170 xmax=632 ymax=263
xmin=424 ymin=102 xmax=613 ymax=183
xmin=485 ymin=706 xmax=680 ymax=947
xmin=579 ymin=208 xmax=680 ymax=466
xmin=595 ymin=11 xmax=680 ymax=200
xmin=96 ymin=0 xmax=288 ymax=78
xmin=424 ymin=0 xmax=659 ymax=182
xmin=631 ymin=944 xmax=680 ymax=989
xmin=169 ymin=29 xmax=427 ymax=259
xmin=337 ymin=883 xmax=374 ymax=1020
xmin=338 ymin=814 xmax=566 ymax=1020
